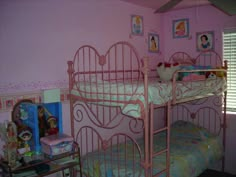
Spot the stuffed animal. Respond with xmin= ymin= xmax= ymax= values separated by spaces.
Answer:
xmin=206 ymin=66 xmax=226 ymax=79
xmin=216 ymin=66 xmax=226 ymax=78
xmin=206 ymin=71 xmax=217 ymax=79
xmin=157 ymin=62 xmax=180 ymax=81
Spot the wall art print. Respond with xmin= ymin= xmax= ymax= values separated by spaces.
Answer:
xmin=196 ymin=31 xmax=214 ymax=52
xmin=173 ymin=18 xmax=189 ymax=38
xmin=131 ymin=15 xmax=144 ymax=36
xmin=148 ymin=33 xmax=159 ymax=53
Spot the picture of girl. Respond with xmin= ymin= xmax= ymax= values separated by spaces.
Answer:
xmin=200 ymin=35 xmax=210 ymax=51
xmin=150 ymin=36 xmax=157 ymax=51
xmin=148 ymin=33 xmax=159 ymax=53
xmin=196 ymin=31 xmax=214 ymax=51
xmin=131 ymin=15 xmax=143 ymax=36
xmin=173 ymin=18 xmax=189 ymax=38
xmin=175 ymin=21 xmax=185 ymax=36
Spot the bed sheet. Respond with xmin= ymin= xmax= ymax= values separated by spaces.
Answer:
xmin=71 ymin=78 xmax=226 ymax=118
xmin=81 ymin=132 xmax=222 ymax=177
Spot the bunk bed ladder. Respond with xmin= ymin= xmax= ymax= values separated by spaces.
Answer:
xmin=149 ymin=102 xmax=171 ymax=177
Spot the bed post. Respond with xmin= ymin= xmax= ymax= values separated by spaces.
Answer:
xmin=141 ymin=57 xmax=151 ymax=177
xmin=222 ymin=60 xmax=228 ymax=172
xmin=222 ymin=90 xmax=227 ymax=172
xmin=166 ymin=101 xmax=171 ymax=177
xmin=67 ymin=61 xmax=75 ymax=138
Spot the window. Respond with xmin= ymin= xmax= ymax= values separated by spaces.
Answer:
xmin=223 ymin=29 xmax=236 ymax=112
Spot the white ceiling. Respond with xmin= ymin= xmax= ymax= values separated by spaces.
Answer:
xmin=120 ymin=0 xmax=212 ymax=12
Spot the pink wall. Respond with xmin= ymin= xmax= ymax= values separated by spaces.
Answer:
xmin=0 ymin=0 xmax=162 ymax=170
xmin=160 ymin=5 xmax=236 ymax=174
xmin=0 ymin=1 xmax=236 ymax=175
xmin=0 ymin=0 xmax=161 ymax=94
xmin=160 ymin=5 xmax=236 ymax=60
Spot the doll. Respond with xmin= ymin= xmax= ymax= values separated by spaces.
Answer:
xmin=7 ymin=121 xmax=17 ymax=141
xmin=47 ymin=116 xmax=59 ymax=135
xmin=38 ymin=106 xmax=49 ymax=137
xmin=0 ymin=121 xmax=18 ymax=167
xmin=7 ymin=122 xmax=18 ymax=166
xmin=18 ymin=125 xmax=32 ymax=153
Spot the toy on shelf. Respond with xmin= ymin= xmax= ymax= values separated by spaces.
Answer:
xmin=17 ymin=125 xmax=33 ymax=154
xmin=11 ymin=100 xmax=63 ymax=153
xmin=46 ymin=116 xmax=59 ymax=135
xmin=40 ymin=133 xmax=73 ymax=158
xmin=0 ymin=121 xmax=18 ymax=167
xmin=42 ymin=106 xmax=59 ymax=135
xmin=12 ymin=100 xmax=63 ymax=153
xmin=12 ymin=99 xmax=33 ymax=126
xmin=37 ymin=106 xmax=49 ymax=138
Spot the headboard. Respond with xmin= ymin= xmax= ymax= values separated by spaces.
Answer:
xmin=169 ymin=52 xmax=195 ymax=65
xmin=70 ymin=41 xmax=141 ymax=83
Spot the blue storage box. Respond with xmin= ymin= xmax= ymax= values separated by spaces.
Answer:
xmin=18 ymin=102 xmax=63 ymax=153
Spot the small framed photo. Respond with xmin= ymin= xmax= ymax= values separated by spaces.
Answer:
xmin=196 ymin=31 xmax=214 ymax=51
xmin=131 ymin=15 xmax=144 ymax=36
xmin=148 ymin=33 xmax=159 ymax=53
xmin=173 ymin=18 xmax=189 ymax=38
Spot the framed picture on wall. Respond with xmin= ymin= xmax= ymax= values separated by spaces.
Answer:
xmin=196 ymin=31 xmax=214 ymax=51
xmin=131 ymin=15 xmax=144 ymax=36
xmin=148 ymin=33 xmax=159 ymax=53
xmin=173 ymin=18 xmax=189 ymax=38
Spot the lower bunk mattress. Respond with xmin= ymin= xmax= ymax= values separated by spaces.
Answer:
xmin=81 ymin=121 xmax=223 ymax=177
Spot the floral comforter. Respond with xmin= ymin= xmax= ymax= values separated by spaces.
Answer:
xmin=81 ymin=121 xmax=223 ymax=177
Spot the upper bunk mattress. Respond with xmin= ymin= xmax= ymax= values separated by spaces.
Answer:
xmin=71 ymin=78 xmax=226 ymax=118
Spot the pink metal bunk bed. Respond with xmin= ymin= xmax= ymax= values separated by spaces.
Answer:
xmin=67 ymin=41 xmax=227 ymax=177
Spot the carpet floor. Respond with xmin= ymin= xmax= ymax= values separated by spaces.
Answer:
xmin=198 ymin=169 xmax=236 ymax=177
